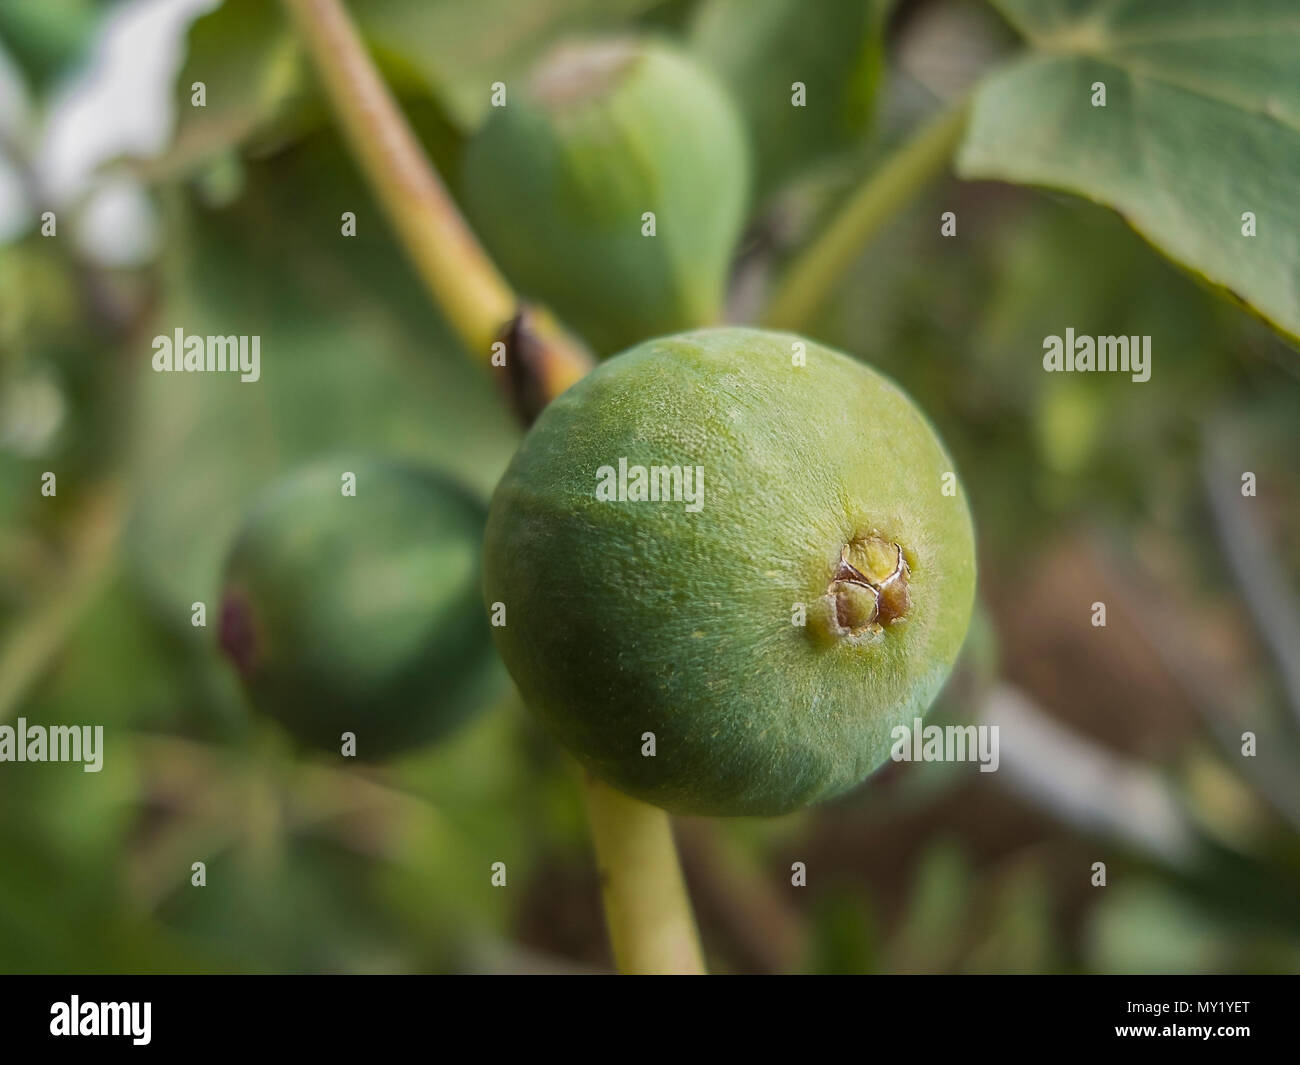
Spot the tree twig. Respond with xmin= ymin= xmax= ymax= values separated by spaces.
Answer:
xmin=762 ymin=94 xmax=970 ymax=333
xmin=280 ymin=0 xmax=592 ymax=390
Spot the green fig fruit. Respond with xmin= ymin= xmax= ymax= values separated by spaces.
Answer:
xmin=219 ymin=459 xmax=496 ymax=758
xmin=483 ymin=327 xmax=976 ymax=816
xmin=461 ymin=37 xmax=750 ymax=356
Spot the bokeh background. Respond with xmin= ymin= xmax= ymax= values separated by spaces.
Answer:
xmin=2 ymin=0 xmax=1298 ymax=974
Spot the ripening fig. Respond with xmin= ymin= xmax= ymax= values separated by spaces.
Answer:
xmin=219 ymin=460 xmax=497 ymax=758
xmin=461 ymin=37 xmax=749 ymax=356
xmin=483 ymin=328 xmax=976 ymax=816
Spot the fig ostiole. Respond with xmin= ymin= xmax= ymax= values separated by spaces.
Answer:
xmin=218 ymin=459 xmax=498 ymax=759
xmin=484 ymin=327 xmax=976 ymax=816
xmin=461 ymin=37 xmax=750 ymax=356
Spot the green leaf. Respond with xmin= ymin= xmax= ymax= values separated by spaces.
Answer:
xmin=690 ymin=0 xmax=887 ymax=198
xmin=145 ymin=0 xmax=314 ymax=181
xmin=958 ymin=0 xmax=1300 ymax=346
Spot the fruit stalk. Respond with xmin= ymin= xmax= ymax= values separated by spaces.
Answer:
xmin=763 ymin=94 xmax=971 ymax=332
xmin=281 ymin=0 xmax=591 ymax=384
xmin=583 ymin=773 xmax=706 ymax=975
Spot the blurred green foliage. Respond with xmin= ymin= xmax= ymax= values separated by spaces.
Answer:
xmin=691 ymin=0 xmax=887 ymax=199
xmin=1 ymin=0 xmax=1298 ymax=974
xmin=0 ymin=0 xmax=104 ymax=91
xmin=129 ymin=126 xmax=519 ymax=619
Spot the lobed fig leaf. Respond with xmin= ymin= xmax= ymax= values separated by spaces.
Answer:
xmin=958 ymin=0 xmax=1300 ymax=347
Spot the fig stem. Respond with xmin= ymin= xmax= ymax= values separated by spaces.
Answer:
xmin=281 ymin=0 xmax=592 ymax=384
xmin=583 ymin=773 xmax=707 ymax=974
xmin=762 ymin=93 xmax=971 ymax=332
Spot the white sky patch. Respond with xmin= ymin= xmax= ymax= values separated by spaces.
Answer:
xmin=36 ymin=0 xmax=219 ymax=203
xmin=77 ymin=174 xmax=160 ymax=264
xmin=0 ymin=0 xmax=216 ymax=258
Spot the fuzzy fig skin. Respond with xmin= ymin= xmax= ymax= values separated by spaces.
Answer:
xmin=461 ymin=38 xmax=749 ymax=356
xmin=483 ymin=328 xmax=976 ymax=815
xmin=220 ymin=460 xmax=496 ymax=758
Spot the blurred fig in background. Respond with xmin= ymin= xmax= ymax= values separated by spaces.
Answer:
xmin=218 ymin=459 xmax=497 ymax=758
xmin=461 ymin=36 xmax=750 ymax=356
